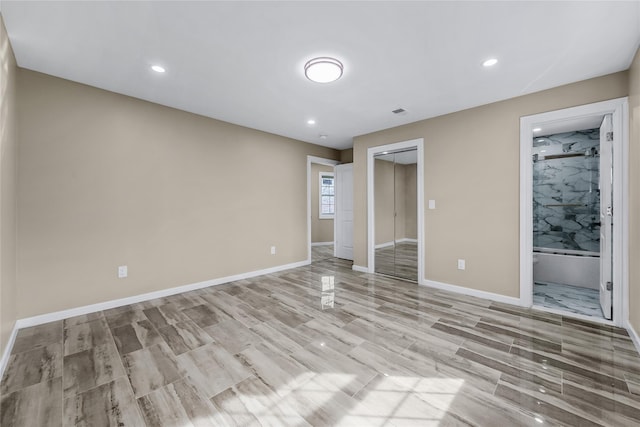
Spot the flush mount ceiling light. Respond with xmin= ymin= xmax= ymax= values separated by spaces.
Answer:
xmin=482 ymin=58 xmax=498 ymax=67
xmin=151 ymin=65 xmax=166 ymax=73
xmin=304 ymin=57 xmax=343 ymax=83
xmin=307 ymin=119 xmax=316 ymax=125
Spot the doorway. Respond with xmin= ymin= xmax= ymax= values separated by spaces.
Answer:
xmin=520 ymin=98 xmax=629 ymax=327
xmin=367 ymin=138 xmax=424 ymax=283
xmin=373 ymin=149 xmax=418 ymax=281
xmin=307 ymin=156 xmax=339 ymax=263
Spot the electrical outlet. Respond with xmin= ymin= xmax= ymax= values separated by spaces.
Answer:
xmin=270 ymin=246 xmax=276 ymax=255
xmin=457 ymin=259 xmax=465 ymax=270
xmin=118 ymin=265 xmax=128 ymax=278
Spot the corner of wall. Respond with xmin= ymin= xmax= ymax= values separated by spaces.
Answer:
xmin=0 ymin=13 xmax=19 ymax=360
xmin=627 ymin=45 xmax=640 ymax=337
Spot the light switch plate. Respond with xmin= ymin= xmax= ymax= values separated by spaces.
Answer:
xmin=428 ymin=200 xmax=436 ymax=209
xmin=118 ymin=265 xmax=128 ymax=278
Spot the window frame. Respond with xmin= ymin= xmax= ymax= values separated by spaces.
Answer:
xmin=318 ymin=172 xmax=335 ymax=219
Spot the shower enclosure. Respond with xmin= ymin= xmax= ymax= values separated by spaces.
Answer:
xmin=532 ymin=128 xmax=601 ymax=254
xmin=532 ymin=127 xmax=609 ymax=318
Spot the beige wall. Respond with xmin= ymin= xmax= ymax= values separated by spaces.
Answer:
xmin=354 ymin=71 xmax=628 ymax=297
xmin=374 ymin=159 xmax=395 ymax=245
xmin=340 ymin=148 xmax=353 ymax=164
xmin=629 ymin=47 xmax=640 ymax=334
xmin=374 ymin=160 xmax=417 ymax=244
xmin=404 ymin=163 xmax=417 ymax=240
xmin=311 ymin=163 xmax=334 ymax=243
xmin=16 ymin=69 xmax=338 ymax=318
xmin=0 ymin=15 xmax=18 ymax=356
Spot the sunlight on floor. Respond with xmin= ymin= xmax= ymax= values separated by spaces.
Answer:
xmin=345 ymin=376 xmax=466 ymax=425
xmin=216 ymin=372 xmax=465 ymax=426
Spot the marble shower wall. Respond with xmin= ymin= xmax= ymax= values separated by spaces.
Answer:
xmin=532 ymin=128 xmax=600 ymax=253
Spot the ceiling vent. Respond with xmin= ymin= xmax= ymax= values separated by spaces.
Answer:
xmin=392 ymin=108 xmax=407 ymax=115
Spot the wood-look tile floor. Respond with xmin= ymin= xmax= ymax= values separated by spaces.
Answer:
xmin=312 ymin=244 xmax=335 ymax=263
xmin=2 ymin=253 xmax=640 ymax=426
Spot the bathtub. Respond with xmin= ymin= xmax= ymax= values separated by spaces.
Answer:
xmin=533 ymin=247 xmax=600 ymax=289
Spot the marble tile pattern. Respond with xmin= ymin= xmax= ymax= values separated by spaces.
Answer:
xmin=2 ymin=255 xmax=640 ymax=426
xmin=533 ymin=128 xmax=601 ymax=252
xmin=375 ymin=241 xmax=418 ymax=282
xmin=534 ymin=281 xmax=604 ymax=318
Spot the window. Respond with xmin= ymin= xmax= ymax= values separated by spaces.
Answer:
xmin=319 ymin=172 xmax=335 ymax=219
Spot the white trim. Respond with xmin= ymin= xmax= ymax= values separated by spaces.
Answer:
xmin=367 ymin=138 xmax=424 ymax=284
xmin=374 ymin=238 xmax=418 ymax=249
xmin=374 ymin=241 xmax=395 ymax=249
xmin=307 ymin=156 xmax=340 ymax=263
xmin=352 ymin=265 xmax=369 ymax=273
xmin=0 ymin=325 xmax=19 ymax=379
xmin=311 ymin=242 xmax=333 ymax=247
xmin=12 ymin=260 xmax=309 ymax=330
xmin=318 ymin=171 xmax=335 ymax=220
xmin=519 ymin=98 xmax=629 ymax=327
xmin=626 ymin=321 xmax=640 ymax=355
xmin=423 ymin=279 xmax=522 ymax=306
xmin=532 ymin=304 xmax=615 ymax=326
xmin=398 ymin=238 xmax=417 ymax=244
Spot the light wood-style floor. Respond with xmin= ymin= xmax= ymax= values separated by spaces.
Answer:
xmin=2 ymin=249 xmax=640 ymax=426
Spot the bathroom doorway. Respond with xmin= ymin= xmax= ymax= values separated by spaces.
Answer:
xmin=519 ymin=98 xmax=629 ymax=326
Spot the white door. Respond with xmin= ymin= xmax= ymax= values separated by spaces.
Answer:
xmin=335 ymin=164 xmax=354 ymax=260
xmin=599 ymin=114 xmax=613 ymax=320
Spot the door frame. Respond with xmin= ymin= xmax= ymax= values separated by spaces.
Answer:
xmin=367 ymin=138 xmax=424 ymax=283
xmin=307 ymin=156 xmax=340 ymax=263
xmin=519 ymin=98 xmax=629 ymax=327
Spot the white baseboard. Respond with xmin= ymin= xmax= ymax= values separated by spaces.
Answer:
xmin=374 ymin=241 xmax=394 ymax=249
xmin=0 ymin=324 xmax=19 ymax=379
xmin=422 ymin=279 xmax=522 ymax=306
xmin=626 ymin=320 xmax=640 ymax=355
xmin=374 ymin=238 xmax=417 ymax=249
xmin=399 ymin=238 xmax=418 ymax=243
xmin=12 ymin=259 xmax=310 ymax=331
xmin=352 ymin=265 xmax=370 ymax=273
xmin=311 ymin=242 xmax=333 ymax=247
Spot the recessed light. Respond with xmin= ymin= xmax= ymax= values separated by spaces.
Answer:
xmin=540 ymin=150 xmax=547 ymax=153
xmin=482 ymin=58 xmax=498 ymax=67
xmin=304 ymin=57 xmax=343 ymax=83
xmin=151 ymin=65 xmax=166 ymax=73
xmin=319 ymin=134 xmax=328 ymax=139
xmin=533 ymin=127 xmax=542 ymax=132
xmin=307 ymin=119 xmax=316 ymax=125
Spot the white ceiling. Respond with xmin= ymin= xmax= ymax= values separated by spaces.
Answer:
xmin=2 ymin=1 xmax=639 ymax=150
